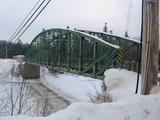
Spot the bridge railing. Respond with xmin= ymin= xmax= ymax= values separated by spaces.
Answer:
xmin=25 ymin=28 xmax=123 ymax=79
xmin=79 ymin=30 xmax=140 ymax=72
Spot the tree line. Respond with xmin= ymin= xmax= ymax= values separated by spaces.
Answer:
xmin=0 ymin=40 xmax=29 ymax=58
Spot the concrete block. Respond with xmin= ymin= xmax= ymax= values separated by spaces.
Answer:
xmin=20 ymin=63 xmax=40 ymax=79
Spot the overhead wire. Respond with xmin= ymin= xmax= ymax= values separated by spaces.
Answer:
xmin=8 ymin=0 xmax=42 ymax=43
xmin=13 ymin=0 xmax=51 ymax=44
xmin=0 ymin=0 xmax=46 ymax=57
xmin=9 ymin=0 xmax=47 ymax=43
xmin=125 ymin=0 xmax=134 ymax=36
xmin=0 ymin=0 xmax=51 ymax=57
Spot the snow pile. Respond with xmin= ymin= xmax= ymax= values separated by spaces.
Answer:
xmin=104 ymin=69 xmax=141 ymax=101
xmin=47 ymin=94 xmax=160 ymax=120
xmin=104 ymin=69 xmax=160 ymax=100
xmin=0 ymin=94 xmax=160 ymax=120
xmin=40 ymin=68 xmax=102 ymax=102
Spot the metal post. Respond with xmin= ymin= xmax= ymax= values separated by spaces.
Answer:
xmin=67 ymin=32 xmax=71 ymax=71
xmin=42 ymin=30 xmax=45 ymax=64
xmin=79 ymin=36 xmax=83 ymax=72
xmin=58 ymin=31 xmax=61 ymax=70
xmin=5 ymin=41 xmax=7 ymax=59
xmin=47 ymin=37 xmax=50 ymax=66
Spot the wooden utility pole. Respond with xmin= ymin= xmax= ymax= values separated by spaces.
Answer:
xmin=5 ymin=41 xmax=8 ymax=59
xmin=141 ymin=0 xmax=159 ymax=95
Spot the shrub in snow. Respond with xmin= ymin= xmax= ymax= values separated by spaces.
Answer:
xmin=88 ymin=91 xmax=112 ymax=103
xmin=87 ymin=84 xmax=112 ymax=103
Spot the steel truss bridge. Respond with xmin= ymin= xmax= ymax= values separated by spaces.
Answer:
xmin=26 ymin=28 xmax=140 ymax=79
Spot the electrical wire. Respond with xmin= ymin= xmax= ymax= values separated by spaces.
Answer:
xmin=0 ymin=0 xmax=51 ymax=57
xmin=13 ymin=0 xmax=51 ymax=44
xmin=125 ymin=0 xmax=134 ymax=35
xmin=0 ymin=0 xmax=47 ymax=57
xmin=8 ymin=0 xmax=42 ymax=43
xmin=9 ymin=0 xmax=47 ymax=43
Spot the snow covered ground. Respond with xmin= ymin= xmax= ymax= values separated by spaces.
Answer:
xmin=1 ymin=94 xmax=160 ymax=120
xmin=104 ymin=69 xmax=141 ymax=101
xmin=0 ymin=59 xmax=69 ymax=116
xmin=0 ymin=59 xmax=160 ymax=120
xmin=40 ymin=68 xmax=142 ymax=102
xmin=40 ymin=67 xmax=103 ymax=102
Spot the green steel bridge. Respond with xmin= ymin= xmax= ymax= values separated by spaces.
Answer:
xmin=25 ymin=28 xmax=140 ymax=79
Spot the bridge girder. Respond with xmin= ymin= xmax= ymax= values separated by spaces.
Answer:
xmin=26 ymin=28 xmax=139 ymax=79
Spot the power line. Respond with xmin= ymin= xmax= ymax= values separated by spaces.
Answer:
xmin=0 ymin=0 xmax=51 ymax=58
xmin=9 ymin=0 xmax=47 ymax=43
xmin=13 ymin=0 xmax=51 ymax=44
xmin=125 ymin=0 xmax=134 ymax=36
xmin=1 ymin=0 xmax=46 ymax=57
xmin=9 ymin=0 xmax=42 ymax=42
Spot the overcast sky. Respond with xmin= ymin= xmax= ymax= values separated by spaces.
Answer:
xmin=0 ymin=0 xmax=142 ymax=43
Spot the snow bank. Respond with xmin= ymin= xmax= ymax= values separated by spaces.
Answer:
xmin=0 ymin=94 xmax=160 ymax=120
xmin=104 ymin=68 xmax=141 ymax=101
xmin=48 ymin=94 xmax=160 ymax=120
xmin=104 ymin=68 xmax=160 ymax=100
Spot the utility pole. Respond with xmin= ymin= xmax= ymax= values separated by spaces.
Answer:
xmin=141 ymin=0 xmax=159 ymax=95
xmin=5 ymin=41 xmax=8 ymax=59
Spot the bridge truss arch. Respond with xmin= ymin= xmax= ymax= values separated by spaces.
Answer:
xmin=26 ymin=28 xmax=139 ymax=78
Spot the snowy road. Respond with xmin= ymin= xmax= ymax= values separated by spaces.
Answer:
xmin=27 ymin=81 xmax=70 ymax=115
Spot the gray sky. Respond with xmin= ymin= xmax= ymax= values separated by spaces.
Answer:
xmin=0 ymin=0 xmax=141 ymax=43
